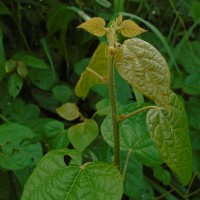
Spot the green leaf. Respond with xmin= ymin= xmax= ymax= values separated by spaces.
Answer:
xmin=186 ymin=97 xmax=200 ymax=130
xmin=3 ymin=98 xmax=40 ymax=123
xmin=43 ymin=120 xmax=69 ymax=150
xmin=5 ymin=59 xmax=17 ymax=73
xmin=94 ymin=0 xmax=111 ymax=8
xmin=95 ymin=98 xmax=111 ymax=116
xmin=8 ymin=73 xmax=23 ymax=98
xmin=153 ymin=166 xmax=171 ymax=185
xmin=47 ymin=3 xmax=75 ymax=34
xmin=101 ymin=103 xmax=163 ymax=167
xmin=21 ymin=149 xmax=123 ymax=200
xmin=0 ymin=2 xmax=12 ymax=15
xmin=56 ymin=103 xmax=80 ymax=121
xmin=0 ymin=123 xmax=42 ymax=170
xmin=14 ymin=53 xmax=49 ymax=69
xmin=17 ymin=61 xmax=28 ymax=78
xmin=68 ymin=119 xmax=98 ymax=152
xmin=77 ymin=17 xmax=107 ymax=37
xmin=183 ymin=73 xmax=200 ymax=95
xmin=75 ymin=42 xmax=108 ymax=98
xmin=115 ymin=38 xmax=171 ymax=106
xmin=0 ymin=27 xmax=5 ymax=80
xmin=146 ymin=92 xmax=192 ymax=185
xmin=28 ymin=68 xmax=57 ymax=91
xmin=52 ymin=85 xmax=72 ymax=103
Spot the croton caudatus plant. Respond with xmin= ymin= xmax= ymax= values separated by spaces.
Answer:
xmin=21 ymin=16 xmax=192 ymax=200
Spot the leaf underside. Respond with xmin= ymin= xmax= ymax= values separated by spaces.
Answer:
xmin=115 ymin=38 xmax=171 ymax=106
xmin=146 ymin=92 xmax=192 ymax=185
xmin=21 ymin=149 xmax=123 ymax=200
xmin=75 ymin=42 xmax=108 ymax=98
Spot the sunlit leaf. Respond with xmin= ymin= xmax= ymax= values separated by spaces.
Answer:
xmin=21 ymin=149 xmax=123 ymax=200
xmin=77 ymin=17 xmax=107 ymax=37
xmin=75 ymin=42 xmax=108 ymax=98
xmin=115 ymin=38 xmax=171 ymax=106
xmin=119 ymin=20 xmax=146 ymax=37
xmin=146 ymin=92 xmax=192 ymax=185
xmin=56 ymin=103 xmax=80 ymax=121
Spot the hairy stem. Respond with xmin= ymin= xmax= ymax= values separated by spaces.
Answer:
xmin=108 ymin=51 xmax=120 ymax=169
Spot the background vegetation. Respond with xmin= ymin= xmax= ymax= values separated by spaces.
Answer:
xmin=0 ymin=0 xmax=200 ymax=199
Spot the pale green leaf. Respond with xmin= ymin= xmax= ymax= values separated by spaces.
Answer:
xmin=0 ymin=123 xmax=42 ymax=170
xmin=68 ymin=119 xmax=98 ymax=152
xmin=56 ymin=103 xmax=80 ymax=121
xmin=17 ymin=61 xmax=28 ymax=78
xmin=101 ymin=103 xmax=163 ymax=167
xmin=5 ymin=59 xmax=17 ymax=73
xmin=115 ymin=38 xmax=171 ymax=106
xmin=75 ymin=42 xmax=108 ymax=98
xmin=146 ymin=92 xmax=192 ymax=185
xmin=8 ymin=73 xmax=23 ymax=98
xmin=120 ymin=20 xmax=146 ymax=37
xmin=77 ymin=17 xmax=107 ymax=37
xmin=21 ymin=149 xmax=123 ymax=200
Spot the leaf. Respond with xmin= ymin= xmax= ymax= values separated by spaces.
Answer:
xmin=183 ymin=73 xmax=200 ymax=95
xmin=8 ymin=73 xmax=23 ymax=98
xmin=0 ymin=2 xmax=12 ymax=15
xmin=101 ymin=103 xmax=163 ymax=167
xmin=146 ymin=92 xmax=192 ymax=185
xmin=5 ymin=59 xmax=17 ymax=73
xmin=119 ymin=20 xmax=146 ymax=37
xmin=115 ymin=38 xmax=171 ymax=106
xmin=0 ymin=27 xmax=5 ymax=80
xmin=52 ymin=85 xmax=72 ymax=103
xmin=153 ymin=166 xmax=171 ymax=185
xmin=56 ymin=103 xmax=80 ymax=121
xmin=77 ymin=17 xmax=107 ymax=37
xmin=43 ymin=120 xmax=69 ymax=150
xmin=94 ymin=0 xmax=111 ymax=8
xmin=75 ymin=42 xmax=108 ymax=98
xmin=17 ymin=61 xmax=28 ymax=78
xmin=21 ymin=149 xmax=123 ymax=200
xmin=186 ymin=97 xmax=200 ymax=130
xmin=68 ymin=119 xmax=99 ymax=152
xmin=95 ymin=98 xmax=111 ymax=116
xmin=0 ymin=123 xmax=43 ymax=170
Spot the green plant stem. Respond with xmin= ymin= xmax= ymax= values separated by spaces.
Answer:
xmin=122 ymin=149 xmax=132 ymax=182
xmin=169 ymin=183 xmax=189 ymax=200
xmin=108 ymin=53 xmax=120 ymax=170
xmin=187 ymin=188 xmax=200 ymax=198
xmin=186 ymin=173 xmax=196 ymax=195
xmin=119 ymin=106 xmax=160 ymax=121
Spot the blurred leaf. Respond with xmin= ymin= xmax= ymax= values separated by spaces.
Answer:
xmin=5 ymin=59 xmax=17 ymax=73
xmin=115 ymin=38 xmax=171 ymax=106
xmin=77 ymin=17 xmax=107 ymax=37
xmin=17 ymin=61 xmax=28 ymax=78
xmin=47 ymin=3 xmax=75 ymax=34
xmin=75 ymin=42 xmax=108 ymax=98
xmin=43 ymin=120 xmax=69 ymax=150
xmin=101 ymin=103 xmax=163 ymax=167
xmin=52 ymin=85 xmax=72 ymax=103
xmin=74 ymin=58 xmax=89 ymax=75
xmin=153 ymin=166 xmax=171 ymax=185
xmin=146 ymin=92 xmax=192 ymax=185
xmin=28 ymin=68 xmax=57 ymax=91
xmin=14 ymin=53 xmax=49 ymax=69
xmin=68 ymin=119 xmax=98 ymax=152
xmin=191 ymin=1 xmax=200 ymax=21
xmin=22 ymin=150 xmax=123 ymax=200
xmin=0 ymin=2 xmax=12 ymax=15
xmin=3 ymin=98 xmax=40 ymax=123
xmin=183 ymin=73 xmax=200 ymax=95
xmin=0 ymin=82 xmax=10 ymax=109
xmin=190 ymin=129 xmax=200 ymax=151
xmin=56 ymin=103 xmax=80 ymax=121
xmin=0 ymin=123 xmax=42 ymax=170
xmin=120 ymin=20 xmax=146 ymax=37
xmin=0 ymin=27 xmax=5 ymax=80
xmin=192 ymin=151 xmax=200 ymax=179
xmin=186 ymin=97 xmax=200 ymax=130
xmin=95 ymin=0 xmax=112 ymax=8
xmin=8 ymin=73 xmax=23 ymax=98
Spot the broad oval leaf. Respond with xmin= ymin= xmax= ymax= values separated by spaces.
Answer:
xmin=115 ymin=38 xmax=171 ymax=106
xmin=101 ymin=103 xmax=163 ymax=167
xmin=146 ymin=92 xmax=192 ymax=185
xmin=75 ymin=42 xmax=108 ymax=98
xmin=21 ymin=149 xmax=123 ymax=200
xmin=77 ymin=17 xmax=107 ymax=37
xmin=68 ymin=119 xmax=98 ymax=152
xmin=120 ymin=20 xmax=146 ymax=37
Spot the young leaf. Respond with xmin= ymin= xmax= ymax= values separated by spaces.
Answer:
xmin=21 ymin=149 xmax=123 ymax=200
xmin=56 ymin=102 xmax=80 ymax=121
xmin=146 ymin=92 xmax=192 ymax=185
xmin=119 ymin=20 xmax=146 ymax=37
xmin=115 ymin=38 xmax=171 ymax=106
xmin=77 ymin=17 xmax=107 ymax=37
xmin=68 ymin=119 xmax=98 ymax=152
xmin=75 ymin=42 xmax=108 ymax=98
xmin=101 ymin=103 xmax=163 ymax=167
